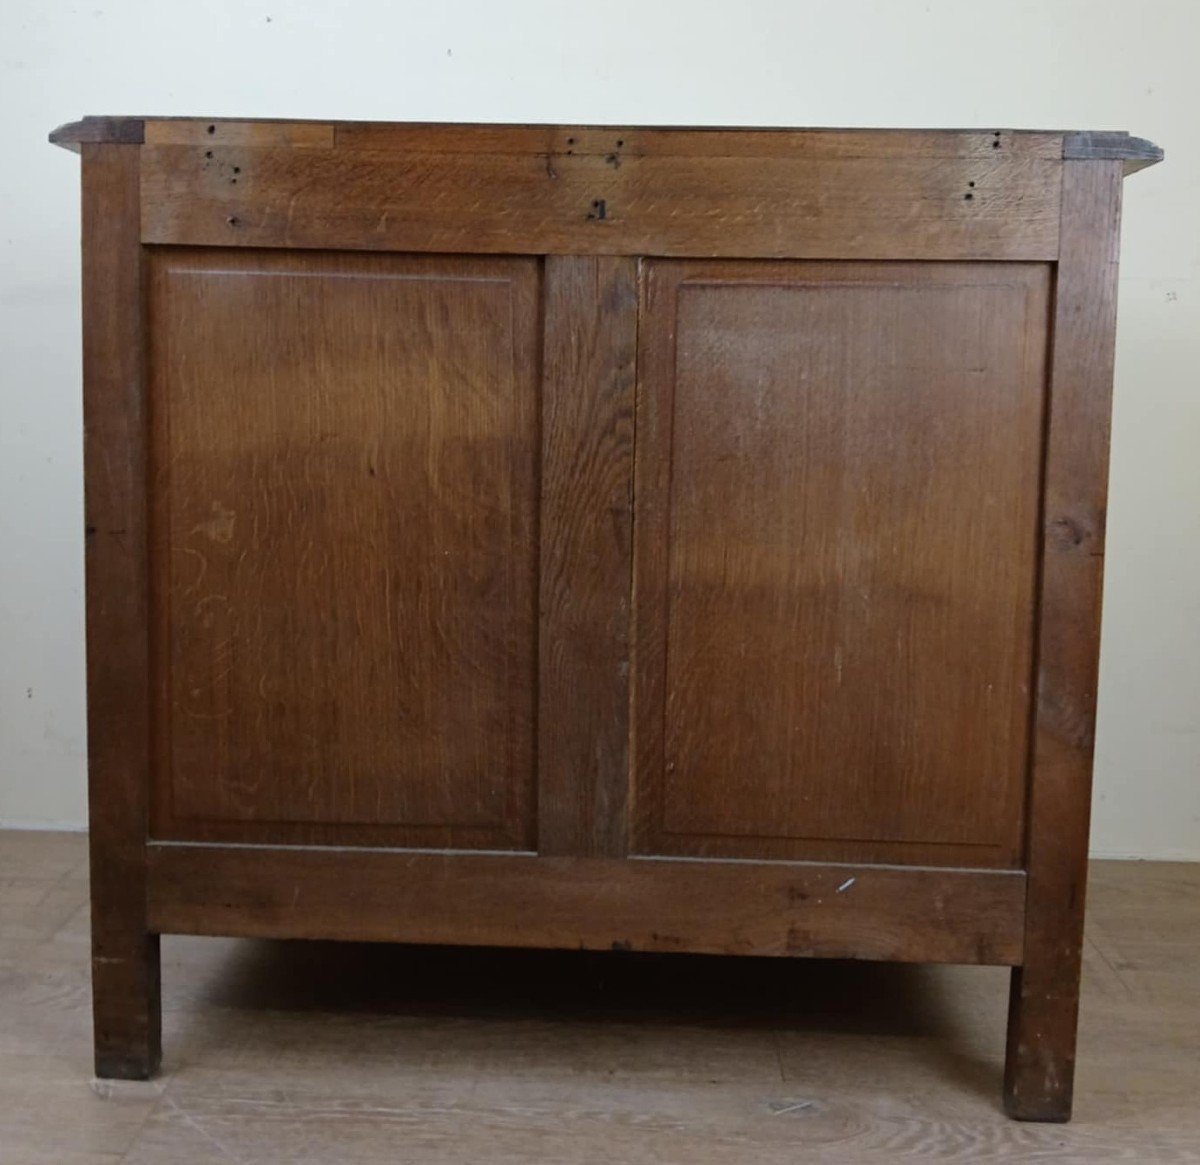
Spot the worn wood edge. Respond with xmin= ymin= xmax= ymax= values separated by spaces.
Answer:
xmin=1062 ymin=132 xmax=1164 ymax=175
xmin=50 ymin=117 xmax=144 ymax=152
xmin=53 ymin=115 xmax=1069 ymax=157
xmin=331 ymin=124 xmax=1064 ymax=159
xmin=146 ymin=843 xmax=1027 ymax=966
xmin=143 ymin=119 xmax=335 ymax=147
xmin=51 ymin=119 xmax=1160 ymax=172
xmin=319 ymin=121 xmax=1066 ymax=138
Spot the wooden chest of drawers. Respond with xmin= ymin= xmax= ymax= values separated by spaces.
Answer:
xmin=51 ymin=116 xmax=1160 ymax=1119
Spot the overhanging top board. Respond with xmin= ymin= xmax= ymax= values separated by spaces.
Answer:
xmin=50 ymin=116 xmax=1162 ymax=172
xmin=49 ymin=119 xmax=1160 ymax=261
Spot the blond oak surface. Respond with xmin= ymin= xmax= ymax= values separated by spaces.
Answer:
xmin=0 ymin=832 xmax=1197 ymax=1164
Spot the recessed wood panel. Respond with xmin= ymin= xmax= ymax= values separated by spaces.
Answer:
xmin=633 ymin=260 xmax=1050 ymax=867
xmin=147 ymin=249 xmax=540 ymax=849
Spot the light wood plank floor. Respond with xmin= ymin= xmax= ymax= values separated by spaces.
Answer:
xmin=0 ymin=831 xmax=1196 ymax=1163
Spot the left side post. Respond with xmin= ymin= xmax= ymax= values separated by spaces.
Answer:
xmin=80 ymin=141 xmax=161 ymax=1079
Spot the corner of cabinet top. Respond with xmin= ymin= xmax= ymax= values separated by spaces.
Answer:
xmin=49 ymin=117 xmax=1162 ymax=176
xmin=49 ymin=116 xmax=145 ymax=152
xmin=1061 ymin=131 xmax=1164 ymax=176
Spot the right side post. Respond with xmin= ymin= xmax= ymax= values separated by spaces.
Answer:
xmin=1005 ymin=158 xmax=1124 ymax=1121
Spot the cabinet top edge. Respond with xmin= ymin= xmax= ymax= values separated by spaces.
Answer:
xmin=48 ymin=117 xmax=1162 ymax=173
xmin=50 ymin=116 xmax=145 ymax=151
xmin=1061 ymin=131 xmax=1164 ymax=175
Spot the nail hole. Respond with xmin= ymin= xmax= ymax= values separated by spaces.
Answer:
xmin=968 ymin=180 xmax=975 ymax=187
xmin=964 ymin=192 xmax=973 ymax=200
xmin=616 ymin=139 xmax=624 ymax=147
xmin=233 ymin=166 xmax=241 ymax=173
xmin=204 ymin=150 xmax=213 ymax=159
xmin=226 ymin=216 xmax=240 ymax=226
xmin=207 ymin=124 xmax=216 ymax=134
xmin=566 ymin=137 xmax=575 ymax=145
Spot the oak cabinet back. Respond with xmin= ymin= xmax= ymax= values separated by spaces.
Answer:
xmin=55 ymin=117 xmax=1159 ymax=1116
xmin=147 ymin=248 xmax=1051 ymax=867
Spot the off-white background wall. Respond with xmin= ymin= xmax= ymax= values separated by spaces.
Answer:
xmin=1 ymin=1 xmax=1196 ymax=857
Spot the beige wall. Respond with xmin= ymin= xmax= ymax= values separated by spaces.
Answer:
xmin=1 ymin=0 xmax=1196 ymax=857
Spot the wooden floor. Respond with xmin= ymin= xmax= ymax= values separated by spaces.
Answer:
xmin=0 ymin=832 xmax=1197 ymax=1163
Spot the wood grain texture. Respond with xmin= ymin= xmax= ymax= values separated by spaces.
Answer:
xmin=49 ymin=116 xmax=144 ymax=151
xmin=146 ymin=843 xmax=1026 ymax=966
xmin=1005 ymin=161 xmax=1125 ymax=1122
xmin=48 ymin=117 xmax=1163 ymax=177
xmin=146 ymin=248 xmax=540 ymax=849
xmin=5 ymin=832 xmax=1200 ymax=1163
xmin=633 ymin=260 xmax=1049 ymax=868
xmin=142 ymin=119 xmax=334 ymax=147
xmin=331 ymin=123 xmax=1065 ymax=160
xmin=55 ymin=116 xmax=1155 ymax=1113
xmin=52 ymin=118 xmax=1069 ymax=158
xmin=138 ymin=145 xmax=1062 ymax=260
xmin=1062 ymin=132 xmax=1164 ymax=175
xmin=537 ymin=257 xmax=638 ymax=857
xmin=80 ymin=144 xmax=161 ymax=1079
